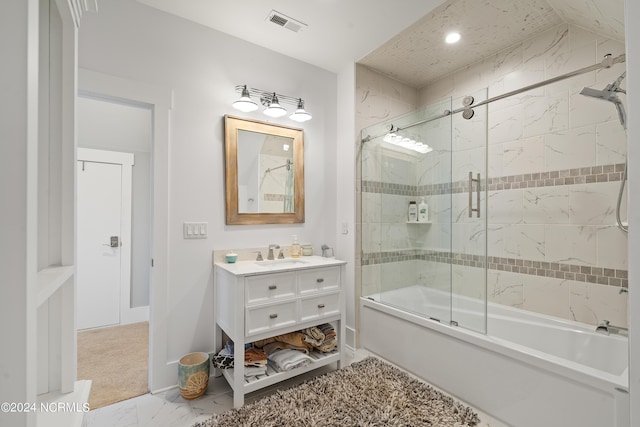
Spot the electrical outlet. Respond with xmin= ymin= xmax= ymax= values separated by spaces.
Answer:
xmin=183 ymin=222 xmax=208 ymax=239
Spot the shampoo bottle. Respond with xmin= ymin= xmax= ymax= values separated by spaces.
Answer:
xmin=418 ymin=197 xmax=428 ymax=222
xmin=408 ymin=201 xmax=418 ymax=222
xmin=291 ymin=235 xmax=301 ymax=258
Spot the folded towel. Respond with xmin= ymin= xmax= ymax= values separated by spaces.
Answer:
xmin=244 ymin=365 xmax=267 ymax=377
xmin=245 ymin=347 xmax=268 ymax=367
xmin=316 ymin=336 xmax=337 ymax=352
xmin=300 ymin=326 xmax=325 ymax=347
xmin=268 ymin=349 xmax=313 ymax=372
xmin=254 ymin=332 xmax=313 ymax=353
xmin=314 ymin=323 xmax=337 ymax=352
xmin=263 ymin=341 xmax=309 ymax=355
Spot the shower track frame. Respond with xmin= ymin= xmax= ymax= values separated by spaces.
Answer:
xmin=361 ymin=53 xmax=626 ymax=143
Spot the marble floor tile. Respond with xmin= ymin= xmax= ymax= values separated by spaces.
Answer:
xmin=85 ymin=348 xmax=507 ymax=427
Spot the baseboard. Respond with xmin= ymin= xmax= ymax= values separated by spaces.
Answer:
xmin=120 ymin=305 xmax=149 ymax=325
xmin=37 ymin=380 xmax=92 ymax=427
xmin=345 ymin=326 xmax=356 ymax=349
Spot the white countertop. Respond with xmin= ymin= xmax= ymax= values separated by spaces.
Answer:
xmin=214 ymin=255 xmax=346 ymax=276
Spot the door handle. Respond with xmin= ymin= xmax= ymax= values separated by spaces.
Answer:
xmin=468 ymin=172 xmax=481 ymax=218
xmin=103 ymin=236 xmax=120 ymax=248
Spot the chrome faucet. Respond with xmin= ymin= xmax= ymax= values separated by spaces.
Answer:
xmin=595 ymin=320 xmax=628 ymax=336
xmin=267 ymin=244 xmax=280 ymax=260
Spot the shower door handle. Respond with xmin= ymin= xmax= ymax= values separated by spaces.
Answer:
xmin=468 ymin=172 xmax=481 ymax=218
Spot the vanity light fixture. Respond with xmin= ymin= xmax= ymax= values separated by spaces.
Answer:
xmin=232 ymin=85 xmax=312 ymax=122
xmin=289 ymin=99 xmax=312 ymax=122
xmin=232 ymin=85 xmax=259 ymax=112
xmin=445 ymin=32 xmax=461 ymax=44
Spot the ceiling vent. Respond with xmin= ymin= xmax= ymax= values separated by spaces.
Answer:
xmin=267 ymin=10 xmax=307 ymax=33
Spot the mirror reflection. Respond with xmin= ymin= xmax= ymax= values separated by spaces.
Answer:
xmin=224 ymin=115 xmax=304 ymax=225
xmin=237 ymin=130 xmax=294 ymax=213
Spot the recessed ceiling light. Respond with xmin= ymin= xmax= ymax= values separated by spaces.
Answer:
xmin=445 ymin=32 xmax=461 ymax=44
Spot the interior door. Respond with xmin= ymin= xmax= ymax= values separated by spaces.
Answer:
xmin=76 ymin=159 xmax=123 ymax=330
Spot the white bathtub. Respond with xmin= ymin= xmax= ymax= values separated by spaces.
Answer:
xmin=361 ymin=285 xmax=629 ymax=427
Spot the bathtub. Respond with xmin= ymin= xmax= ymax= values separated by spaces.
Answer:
xmin=361 ymin=285 xmax=629 ymax=427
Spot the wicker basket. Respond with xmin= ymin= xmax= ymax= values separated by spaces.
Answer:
xmin=178 ymin=352 xmax=210 ymax=400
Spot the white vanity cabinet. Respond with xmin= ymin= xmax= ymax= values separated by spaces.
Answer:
xmin=214 ymin=256 xmax=346 ymax=408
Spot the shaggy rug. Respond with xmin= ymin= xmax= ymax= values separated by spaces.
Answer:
xmin=77 ymin=322 xmax=148 ymax=409
xmin=194 ymin=357 xmax=479 ymax=427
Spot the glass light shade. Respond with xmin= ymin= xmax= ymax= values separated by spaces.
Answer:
xmin=263 ymin=94 xmax=287 ymax=118
xmin=290 ymin=108 xmax=312 ymax=122
xmin=232 ymin=86 xmax=258 ymax=112
xmin=289 ymin=99 xmax=312 ymax=122
xmin=233 ymin=96 xmax=258 ymax=112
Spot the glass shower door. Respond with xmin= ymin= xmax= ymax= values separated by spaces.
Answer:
xmin=450 ymin=89 xmax=488 ymax=333
xmin=360 ymin=97 xmax=454 ymax=324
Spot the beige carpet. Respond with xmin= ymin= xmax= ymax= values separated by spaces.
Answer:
xmin=195 ymin=357 xmax=480 ymax=427
xmin=78 ymin=321 xmax=149 ymax=410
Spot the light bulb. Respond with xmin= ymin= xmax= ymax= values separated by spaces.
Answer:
xmin=446 ymin=32 xmax=461 ymax=44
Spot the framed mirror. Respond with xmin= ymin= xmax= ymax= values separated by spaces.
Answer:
xmin=224 ymin=115 xmax=305 ymax=225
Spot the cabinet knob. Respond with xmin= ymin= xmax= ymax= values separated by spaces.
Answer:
xmin=269 ymin=313 xmax=278 ymax=319
xmin=268 ymin=285 xmax=277 ymax=290
xmin=316 ymin=278 xmax=324 ymax=283
xmin=317 ymin=304 xmax=325 ymax=309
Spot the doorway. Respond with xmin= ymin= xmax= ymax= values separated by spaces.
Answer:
xmin=76 ymin=96 xmax=153 ymax=408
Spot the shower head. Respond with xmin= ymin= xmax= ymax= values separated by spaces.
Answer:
xmin=579 ymin=86 xmax=621 ymax=102
xmin=579 ymin=72 xmax=627 ymax=130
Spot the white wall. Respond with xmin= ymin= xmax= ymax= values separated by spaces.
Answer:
xmin=0 ymin=1 xmax=38 ymax=425
xmin=78 ymin=0 xmax=338 ymax=389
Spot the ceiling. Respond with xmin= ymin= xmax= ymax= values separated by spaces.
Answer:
xmin=137 ymin=0 xmax=625 ymax=88
xmin=135 ymin=0 xmax=447 ymax=73
xmin=360 ymin=0 xmax=625 ymax=87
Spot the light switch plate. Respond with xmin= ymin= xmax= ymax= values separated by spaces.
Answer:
xmin=183 ymin=222 xmax=208 ymax=239
xmin=341 ymin=222 xmax=349 ymax=235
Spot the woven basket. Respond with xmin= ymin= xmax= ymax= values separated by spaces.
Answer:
xmin=178 ymin=352 xmax=210 ymax=400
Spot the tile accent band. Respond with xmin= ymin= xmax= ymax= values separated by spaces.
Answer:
xmin=361 ymin=250 xmax=628 ymax=288
xmin=362 ymin=163 xmax=625 ymax=196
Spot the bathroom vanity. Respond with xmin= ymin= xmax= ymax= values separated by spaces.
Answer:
xmin=213 ymin=255 xmax=346 ymax=407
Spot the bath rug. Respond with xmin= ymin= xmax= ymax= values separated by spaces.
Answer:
xmin=193 ymin=357 xmax=479 ymax=426
xmin=77 ymin=321 xmax=148 ymax=410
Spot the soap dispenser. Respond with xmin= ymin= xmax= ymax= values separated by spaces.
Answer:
xmin=418 ymin=197 xmax=428 ymax=222
xmin=291 ymin=235 xmax=301 ymax=258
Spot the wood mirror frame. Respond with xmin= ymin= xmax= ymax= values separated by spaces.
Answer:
xmin=224 ymin=115 xmax=305 ymax=225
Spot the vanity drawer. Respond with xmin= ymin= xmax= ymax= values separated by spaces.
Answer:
xmin=298 ymin=267 xmax=340 ymax=295
xmin=246 ymin=301 xmax=297 ymax=336
xmin=299 ymin=292 xmax=340 ymax=323
xmin=245 ymin=272 xmax=296 ymax=306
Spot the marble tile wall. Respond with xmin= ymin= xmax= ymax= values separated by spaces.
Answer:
xmin=358 ymin=23 xmax=629 ymax=328
xmin=355 ymin=66 xmax=420 ymax=334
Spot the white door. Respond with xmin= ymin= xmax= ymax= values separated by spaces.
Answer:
xmin=77 ymin=149 xmax=134 ymax=330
